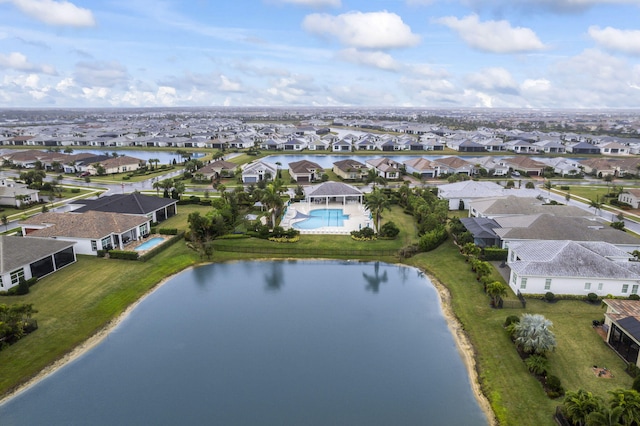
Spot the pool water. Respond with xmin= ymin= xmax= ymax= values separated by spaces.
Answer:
xmin=134 ymin=237 xmax=164 ymax=251
xmin=293 ymin=209 xmax=349 ymax=229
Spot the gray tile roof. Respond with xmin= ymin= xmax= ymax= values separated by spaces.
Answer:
xmin=73 ymin=192 xmax=177 ymax=215
xmin=509 ymin=240 xmax=639 ymax=279
xmin=305 ymin=181 xmax=363 ymax=197
xmin=0 ymin=235 xmax=75 ymax=274
xmin=21 ymin=211 xmax=149 ymax=239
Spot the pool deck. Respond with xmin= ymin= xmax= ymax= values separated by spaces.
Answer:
xmin=282 ymin=202 xmax=372 ymax=235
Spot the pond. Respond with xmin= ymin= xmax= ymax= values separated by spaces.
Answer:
xmin=0 ymin=260 xmax=487 ymax=426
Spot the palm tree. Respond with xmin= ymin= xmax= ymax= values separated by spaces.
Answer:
xmin=212 ymin=150 xmax=225 ymax=161
xmin=364 ymin=188 xmax=390 ymax=232
xmin=365 ymin=168 xmax=387 ymax=188
xmin=261 ymin=183 xmax=284 ymax=228
xmin=1 ymin=214 xmax=7 ymax=231
xmin=514 ymin=313 xmax=557 ymax=355
xmin=608 ymin=389 xmax=640 ymax=426
xmin=152 ymin=179 xmax=162 ymax=196
xmin=587 ymin=405 xmax=624 ymax=426
xmin=148 ymin=158 xmax=159 ymax=171
xmin=486 ymin=281 xmax=508 ymax=307
xmin=563 ymin=389 xmax=603 ymax=426
xmin=590 ymin=197 xmax=603 ymax=215
xmin=525 ymin=354 xmax=549 ymax=376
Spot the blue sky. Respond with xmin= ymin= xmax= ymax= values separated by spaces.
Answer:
xmin=1 ymin=0 xmax=640 ymax=108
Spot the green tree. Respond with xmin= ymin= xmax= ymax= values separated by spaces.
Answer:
xmin=364 ymin=188 xmax=391 ymax=232
xmin=514 ymin=313 xmax=557 ymax=355
xmin=524 ymin=354 xmax=549 ymax=376
xmin=1 ymin=214 xmax=7 ymax=231
xmin=587 ymin=405 xmax=624 ymax=426
xmin=486 ymin=281 xmax=508 ymax=307
xmin=563 ymin=389 xmax=603 ymax=426
xmin=607 ymin=389 xmax=640 ymax=426
xmin=590 ymin=197 xmax=603 ymax=215
xmin=261 ymin=183 xmax=284 ymax=228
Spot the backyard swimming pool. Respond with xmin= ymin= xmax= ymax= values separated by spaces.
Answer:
xmin=293 ymin=209 xmax=349 ymax=229
xmin=135 ymin=237 xmax=164 ymax=251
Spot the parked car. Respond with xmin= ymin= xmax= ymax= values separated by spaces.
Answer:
xmin=511 ymin=171 xmax=520 ymax=177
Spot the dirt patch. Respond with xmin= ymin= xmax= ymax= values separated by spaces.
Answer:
xmin=592 ymin=367 xmax=614 ymax=378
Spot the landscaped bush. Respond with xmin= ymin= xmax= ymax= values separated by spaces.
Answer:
xmin=586 ymin=292 xmax=599 ymax=303
xmin=545 ymin=375 xmax=564 ymax=398
xmin=70 ymin=188 xmax=80 ymax=193
xmin=504 ymin=315 xmax=520 ymax=327
xmin=378 ymin=221 xmax=399 ymax=239
xmin=158 ymin=228 xmax=178 ymax=235
xmin=630 ymin=294 xmax=640 ymax=300
xmin=544 ymin=292 xmax=555 ymax=302
xmin=417 ymin=225 xmax=447 ymax=252
xmin=481 ymin=247 xmax=508 ymax=261
xmin=398 ymin=244 xmax=419 ymax=259
xmin=351 ymin=227 xmax=376 ymax=241
xmin=108 ymin=250 xmax=139 ymax=260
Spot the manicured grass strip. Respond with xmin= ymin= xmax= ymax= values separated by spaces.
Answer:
xmin=0 ymin=243 xmax=199 ymax=397
xmin=407 ymin=240 xmax=632 ymax=426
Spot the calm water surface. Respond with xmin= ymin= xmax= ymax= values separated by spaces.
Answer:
xmin=0 ymin=261 xmax=487 ymax=426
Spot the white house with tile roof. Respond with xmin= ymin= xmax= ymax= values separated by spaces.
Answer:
xmin=507 ymin=240 xmax=640 ymax=297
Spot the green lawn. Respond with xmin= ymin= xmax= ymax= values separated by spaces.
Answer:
xmin=0 ymin=243 xmax=200 ymax=396
xmin=0 ymin=203 xmax=634 ymax=426
xmin=406 ymin=240 xmax=632 ymax=426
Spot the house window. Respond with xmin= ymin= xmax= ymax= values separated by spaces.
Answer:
xmin=633 ymin=285 xmax=639 ymax=295
xmin=520 ymin=277 xmax=527 ymax=289
xmin=0 ymin=276 xmax=3 ymax=288
xmin=10 ymin=269 xmax=25 ymax=286
xmin=623 ymin=284 xmax=629 ymax=294
xmin=598 ymin=283 xmax=603 ymax=291
xmin=91 ymin=240 xmax=97 ymax=251
xmin=585 ymin=282 xmax=591 ymax=291
xmin=544 ymin=279 xmax=552 ymax=290
xmin=101 ymin=236 xmax=112 ymax=250
xmin=512 ymin=273 xmax=517 ymax=285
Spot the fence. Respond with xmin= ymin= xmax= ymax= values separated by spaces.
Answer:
xmin=212 ymin=242 xmax=398 ymax=258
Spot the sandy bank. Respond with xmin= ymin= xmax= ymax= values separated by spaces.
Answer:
xmin=428 ymin=271 xmax=498 ymax=426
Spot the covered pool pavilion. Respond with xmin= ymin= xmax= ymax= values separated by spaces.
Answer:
xmin=282 ymin=182 xmax=371 ymax=234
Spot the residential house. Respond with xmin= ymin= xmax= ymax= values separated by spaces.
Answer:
xmin=619 ymin=189 xmax=640 ymax=209
xmin=21 ymin=211 xmax=152 ymax=255
xmin=332 ymin=139 xmax=352 ymax=152
xmin=507 ymin=240 xmax=640 ymax=297
xmin=196 ymin=160 xmax=240 ymax=180
xmin=468 ymin=196 xmax=587 ymax=219
xmin=534 ymin=139 xmax=566 ymax=154
xmin=365 ymin=157 xmax=401 ymax=180
xmin=333 ymin=159 xmax=367 ymax=180
xmin=0 ymin=175 xmax=40 ymax=207
xmin=599 ymin=141 xmax=630 ymax=156
xmin=85 ymin=155 xmax=144 ymax=175
xmin=403 ymin=157 xmax=440 ymax=179
xmin=502 ymin=156 xmax=545 ymax=176
xmin=437 ymin=181 xmax=541 ymax=210
xmin=473 ymin=156 xmax=509 ymax=176
xmin=459 ymin=217 xmax=501 ymax=248
xmin=0 ymin=235 xmax=76 ymax=291
xmin=288 ymin=159 xmax=324 ymax=183
xmin=433 ymin=156 xmax=475 ymax=175
xmin=602 ymin=300 xmax=640 ymax=368
xmin=70 ymin=192 xmax=178 ymax=223
xmin=567 ymin=141 xmax=601 ymax=155
xmin=495 ymin=214 xmax=640 ymax=251
xmin=241 ymin=160 xmax=278 ymax=184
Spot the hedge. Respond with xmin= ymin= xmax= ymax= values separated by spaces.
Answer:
xmin=108 ymin=250 xmax=139 ymax=260
xmin=482 ymin=247 xmax=508 ymax=261
xmin=138 ymin=232 xmax=185 ymax=262
xmin=158 ymin=228 xmax=178 ymax=235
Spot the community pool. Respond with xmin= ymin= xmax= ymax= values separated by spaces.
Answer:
xmin=135 ymin=237 xmax=164 ymax=251
xmin=293 ymin=209 xmax=349 ymax=229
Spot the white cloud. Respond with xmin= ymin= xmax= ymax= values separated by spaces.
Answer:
xmin=337 ymin=48 xmax=400 ymax=71
xmin=3 ymin=0 xmax=96 ymax=27
xmin=437 ymin=14 xmax=546 ymax=53
xmin=219 ymin=75 xmax=243 ymax=92
xmin=302 ymin=11 xmax=420 ymax=49
xmin=0 ymin=51 xmax=56 ymax=74
xmin=270 ymin=0 xmax=341 ymax=7
xmin=521 ymin=78 xmax=551 ymax=92
xmin=465 ymin=67 xmax=519 ymax=94
xmin=74 ymin=61 xmax=129 ymax=88
xmin=589 ymin=26 xmax=640 ymax=55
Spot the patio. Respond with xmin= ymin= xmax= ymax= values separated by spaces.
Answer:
xmin=282 ymin=201 xmax=372 ymax=235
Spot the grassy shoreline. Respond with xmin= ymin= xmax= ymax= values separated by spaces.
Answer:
xmin=0 ymin=211 xmax=634 ymax=425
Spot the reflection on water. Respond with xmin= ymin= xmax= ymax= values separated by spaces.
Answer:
xmin=362 ymin=261 xmax=388 ymax=293
xmin=0 ymin=260 xmax=487 ymax=426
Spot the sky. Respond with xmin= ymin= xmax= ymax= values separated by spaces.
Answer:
xmin=1 ymin=0 xmax=640 ymax=109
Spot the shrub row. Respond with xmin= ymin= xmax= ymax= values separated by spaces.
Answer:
xmin=158 ymin=228 xmax=178 ymax=235
xmin=108 ymin=250 xmax=139 ymax=260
